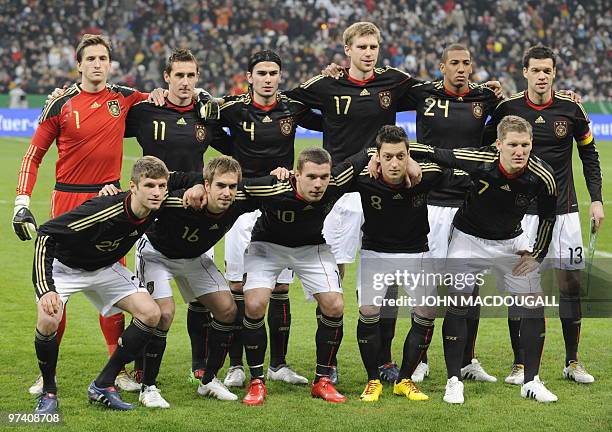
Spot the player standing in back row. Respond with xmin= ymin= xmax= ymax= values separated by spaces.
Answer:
xmin=483 ymin=45 xmax=603 ymax=385
xmin=124 ymin=48 xmax=229 ymax=389
xmin=212 ymin=50 xmax=323 ymax=388
xmin=285 ymin=22 xmax=422 ymax=382
xmin=398 ymin=43 xmax=500 ymax=384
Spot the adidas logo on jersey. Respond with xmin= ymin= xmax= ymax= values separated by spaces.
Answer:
xmin=500 ymin=184 xmax=512 ymax=191
xmin=177 ymin=117 xmax=187 ymax=125
xmin=129 ymin=230 xmax=139 ymax=236
xmin=209 ymin=224 xmax=219 ymax=230
xmin=393 ymin=193 xmax=404 ymax=200
xmin=360 ymin=89 xmax=370 ymax=96
xmin=535 ymin=116 xmax=545 ymax=124
xmin=90 ymin=101 xmax=101 ymax=109
xmin=303 ymin=205 xmax=314 ymax=210
xmin=262 ymin=116 xmax=273 ymax=123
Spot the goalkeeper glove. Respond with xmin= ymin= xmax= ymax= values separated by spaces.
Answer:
xmin=13 ymin=195 xmax=38 ymax=241
xmin=196 ymin=89 xmax=221 ymax=121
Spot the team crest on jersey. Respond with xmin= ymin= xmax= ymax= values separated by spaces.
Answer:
xmin=146 ymin=281 xmax=155 ymax=294
xmin=472 ymin=102 xmax=483 ymax=119
xmin=195 ymin=124 xmax=207 ymax=142
xmin=515 ymin=193 xmax=530 ymax=208
xmin=554 ymin=120 xmax=568 ymax=138
xmin=413 ymin=193 xmax=425 ymax=207
xmin=279 ymin=117 xmax=294 ymax=136
xmin=379 ymin=91 xmax=392 ymax=109
xmin=107 ymin=100 xmax=121 ymax=117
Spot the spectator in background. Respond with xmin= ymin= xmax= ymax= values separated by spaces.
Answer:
xmin=9 ymin=82 xmax=28 ymax=108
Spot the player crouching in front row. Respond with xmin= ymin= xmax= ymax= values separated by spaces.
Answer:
xmin=235 ymin=146 xmax=375 ymax=405
xmin=132 ymin=157 xmax=257 ymax=407
xmin=354 ymin=125 xmax=460 ymax=402
xmin=32 ymin=157 xmax=200 ymax=414
xmin=412 ymin=115 xmax=559 ymax=403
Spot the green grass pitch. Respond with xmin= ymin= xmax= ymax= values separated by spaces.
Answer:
xmin=0 ymin=137 xmax=610 ymax=431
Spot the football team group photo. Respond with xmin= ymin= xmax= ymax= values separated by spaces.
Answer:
xmin=3 ymin=1 xmax=610 ymax=430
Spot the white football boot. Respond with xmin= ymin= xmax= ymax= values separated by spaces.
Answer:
xmin=266 ymin=365 xmax=308 ymax=384
xmin=521 ymin=376 xmax=558 ymax=402
xmin=563 ymin=361 xmax=595 ymax=384
xmin=139 ymin=385 xmax=170 ymax=408
xmin=461 ymin=358 xmax=497 ymax=382
xmin=198 ymin=378 xmax=238 ymax=401
xmin=443 ymin=376 xmax=465 ymax=404
xmin=223 ymin=366 xmax=246 ymax=388
xmin=411 ymin=362 xmax=430 ymax=383
xmin=115 ymin=370 xmax=141 ymax=392
xmin=504 ymin=364 xmax=524 ymax=385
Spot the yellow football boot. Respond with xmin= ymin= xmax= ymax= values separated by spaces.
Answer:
xmin=360 ymin=379 xmax=383 ymax=402
xmin=393 ymin=378 xmax=429 ymax=401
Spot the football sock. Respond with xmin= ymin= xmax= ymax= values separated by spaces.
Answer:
xmin=99 ymin=312 xmax=125 ymax=356
xmin=519 ymin=307 xmax=545 ymax=383
xmin=443 ymin=305 xmax=468 ymax=379
xmin=95 ymin=318 xmax=153 ymax=388
xmin=378 ymin=285 xmax=398 ymax=365
xmin=413 ymin=315 xmax=429 ymax=365
xmin=508 ymin=305 xmax=524 ymax=365
xmin=315 ymin=313 xmax=343 ymax=383
xmin=134 ymin=349 xmax=144 ymax=372
xmin=56 ymin=308 xmax=67 ymax=345
xmin=268 ymin=290 xmax=291 ymax=368
xmin=357 ymin=311 xmax=380 ymax=380
xmin=202 ymin=318 xmax=234 ymax=384
xmin=399 ymin=314 xmax=435 ymax=380
xmin=560 ymin=295 xmax=581 ymax=366
xmin=142 ymin=328 xmax=168 ymax=387
xmin=228 ymin=290 xmax=245 ymax=367
xmin=462 ymin=302 xmax=480 ymax=367
xmin=243 ymin=315 xmax=266 ymax=379
xmin=187 ymin=302 xmax=211 ymax=371
xmin=35 ymin=329 xmax=58 ymax=394
xmin=316 ymin=306 xmax=337 ymax=367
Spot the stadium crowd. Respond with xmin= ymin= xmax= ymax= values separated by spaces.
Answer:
xmin=2 ymin=0 xmax=610 ymax=100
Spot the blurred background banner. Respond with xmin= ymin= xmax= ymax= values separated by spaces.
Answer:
xmin=2 ymin=108 xmax=612 ymax=139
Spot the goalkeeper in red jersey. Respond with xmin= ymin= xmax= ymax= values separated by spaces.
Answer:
xmin=14 ymin=34 xmax=153 ymax=395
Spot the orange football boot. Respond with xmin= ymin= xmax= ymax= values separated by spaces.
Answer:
xmin=243 ymin=378 xmax=267 ymax=406
xmin=311 ymin=377 xmax=347 ymax=403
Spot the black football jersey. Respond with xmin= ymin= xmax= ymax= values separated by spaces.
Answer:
xmin=243 ymin=150 xmax=371 ymax=247
xmin=145 ymin=189 xmax=257 ymax=259
xmin=400 ymin=80 xmax=499 ymax=206
xmin=482 ymin=91 xmax=602 ymax=215
xmin=33 ymin=172 xmax=202 ymax=298
xmin=213 ymin=92 xmax=323 ymax=177
xmin=125 ymin=98 xmax=230 ymax=172
xmin=411 ymin=144 xmax=557 ymax=261
xmin=285 ymin=66 xmax=421 ymax=164
xmin=352 ymin=162 xmax=469 ymax=253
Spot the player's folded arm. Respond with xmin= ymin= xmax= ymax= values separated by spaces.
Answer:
xmin=410 ymin=144 xmax=496 ymax=175
xmin=240 ymin=175 xmax=287 ymax=203
xmin=329 ymin=148 xmax=373 ymax=193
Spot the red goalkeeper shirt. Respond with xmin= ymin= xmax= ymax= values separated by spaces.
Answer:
xmin=17 ymin=83 xmax=148 ymax=196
